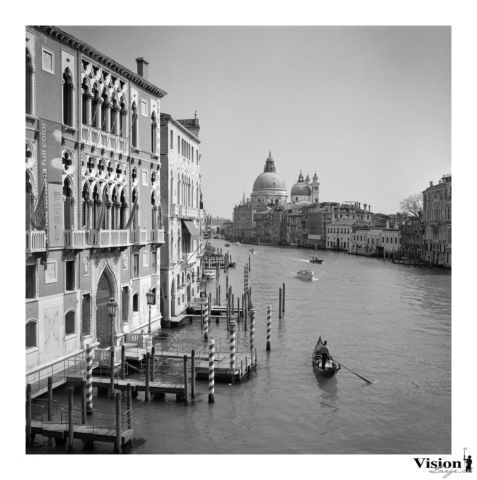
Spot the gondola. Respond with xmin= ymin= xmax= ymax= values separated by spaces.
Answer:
xmin=309 ymin=257 xmax=324 ymax=264
xmin=312 ymin=336 xmax=340 ymax=379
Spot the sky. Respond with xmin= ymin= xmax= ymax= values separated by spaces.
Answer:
xmin=59 ymin=25 xmax=451 ymax=219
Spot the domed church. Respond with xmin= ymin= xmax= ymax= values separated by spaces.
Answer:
xmin=291 ymin=171 xmax=320 ymax=204
xmin=250 ymin=152 xmax=288 ymax=206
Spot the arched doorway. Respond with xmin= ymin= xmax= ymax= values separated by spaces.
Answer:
xmin=96 ymin=272 xmax=113 ymax=348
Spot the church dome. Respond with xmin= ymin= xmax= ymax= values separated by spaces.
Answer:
xmin=291 ymin=170 xmax=311 ymax=196
xmin=252 ymin=152 xmax=287 ymax=193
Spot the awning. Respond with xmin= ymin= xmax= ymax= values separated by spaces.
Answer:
xmin=182 ymin=220 xmax=200 ymax=238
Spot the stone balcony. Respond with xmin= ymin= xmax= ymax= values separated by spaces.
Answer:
xmin=149 ymin=229 xmax=165 ymax=245
xmin=131 ymin=228 xmax=148 ymax=245
xmin=170 ymin=204 xmax=179 ymax=217
xmin=26 ymin=230 xmax=46 ymax=253
xmin=89 ymin=229 xmax=130 ymax=248
xmin=64 ymin=230 xmax=88 ymax=249
xmin=81 ymin=126 xmax=128 ymax=154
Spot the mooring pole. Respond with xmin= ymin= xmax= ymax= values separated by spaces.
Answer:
xmin=266 ymin=305 xmax=272 ymax=351
xmin=282 ymin=283 xmax=285 ymax=313
xmin=121 ymin=345 xmax=126 ymax=380
xmin=229 ymin=319 xmax=237 ymax=384
xmin=145 ymin=352 xmax=150 ymax=402
xmin=110 ymin=349 xmax=115 ymax=400
xmin=81 ymin=380 xmax=86 ymax=425
xmin=47 ymin=376 xmax=53 ymax=421
xmin=208 ymin=340 xmax=215 ymax=403
xmin=127 ymin=383 xmax=133 ymax=431
xmin=68 ymin=387 xmax=74 ymax=452
xmin=26 ymin=383 xmax=32 ymax=446
xmin=85 ymin=344 xmax=93 ymax=414
xmin=183 ymin=355 xmax=189 ymax=405
xmin=279 ymin=288 xmax=282 ymax=319
xmin=191 ymin=350 xmax=196 ymax=399
xmin=204 ymin=296 xmax=209 ymax=341
xmin=115 ymin=392 xmax=122 ymax=454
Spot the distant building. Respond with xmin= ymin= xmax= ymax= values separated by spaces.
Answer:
xmin=422 ymin=174 xmax=451 ymax=267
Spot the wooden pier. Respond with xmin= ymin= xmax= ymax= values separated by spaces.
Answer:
xmin=195 ymin=350 xmax=257 ymax=383
xmin=30 ymin=420 xmax=134 ymax=448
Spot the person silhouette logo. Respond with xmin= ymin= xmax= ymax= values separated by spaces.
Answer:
xmin=464 ymin=448 xmax=472 ymax=473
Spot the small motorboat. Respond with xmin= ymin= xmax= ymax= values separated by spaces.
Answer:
xmin=204 ymin=269 xmax=216 ymax=279
xmin=227 ymin=262 xmax=236 ymax=268
xmin=249 ymin=248 xmax=255 ymax=254
xmin=309 ymin=257 xmax=324 ymax=264
xmin=297 ymin=270 xmax=315 ymax=280
xmin=224 ymin=243 xmax=230 ymax=247
xmin=312 ymin=336 xmax=340 ymax=379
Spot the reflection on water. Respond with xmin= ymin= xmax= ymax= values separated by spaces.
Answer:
xmin=27 ymin=240 xmax=451 ymax=455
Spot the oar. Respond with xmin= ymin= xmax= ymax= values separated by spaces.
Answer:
xmin=335 ymin=360 xmax=373 ymax=384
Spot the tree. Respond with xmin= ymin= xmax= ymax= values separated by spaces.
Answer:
xmin=399 ymin=193 xmax=423 ymax=218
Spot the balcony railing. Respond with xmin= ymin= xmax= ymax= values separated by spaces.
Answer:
xmin=88 ymin=229 xmax=130 ymax=247
xmin=26 ymin=230 xmax=47 ymax=253
xmin=64 ymin=230 xmax=88 ymax=249
xmin=131 ymin=228 xmax=148 ymax=245
xmin=149 ymin=228 xmax=165 ymax=244
xmin=170 ymin=204 xmax=179 ymax=217
xmin=81 ymin=126 xmax=129 ymax=154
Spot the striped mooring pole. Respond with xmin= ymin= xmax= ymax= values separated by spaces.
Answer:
xmin=266 ymin=305 xmax=272 ymax=351
xmin=229 ymin=319 xmax=236 ymax=384
xmin=250 ymin=305 xmax=255 ymax=356
xmin=208 ymin=340 xmax=215 ymax=403
xmin=85 ymin=343 xmax=93 ymax=414
xmin=204 ymin=296 xmax=209 ymax=341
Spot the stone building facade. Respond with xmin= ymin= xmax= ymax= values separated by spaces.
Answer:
xmin=159 ymin=113 xmax=203 ymax=320
xmin=26 ymin=26 xmax=166 ymax=373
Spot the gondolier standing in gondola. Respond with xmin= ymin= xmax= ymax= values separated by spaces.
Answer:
xmin=319 ymin=341 xmax=330 ymax=369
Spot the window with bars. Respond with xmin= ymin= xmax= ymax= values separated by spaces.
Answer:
xmin=26 ymin=321 xmax=37 ymax=348
xmin=65 ymin=310 xmax=76 ymax=335
xmin=81 ymin=294 xmax=91 ymax=335
xmin=122 ymin=287 xmax=129 ymax=323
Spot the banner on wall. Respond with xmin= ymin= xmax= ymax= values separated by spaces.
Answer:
xmin=38 ymin=118 xmax=63 ymax=247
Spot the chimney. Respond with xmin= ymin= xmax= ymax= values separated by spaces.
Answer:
xmin=136 ymin=57 xmax=149 ymax=80
xmin=430 ymin=181 xmax=433 ymax=187
xmin=363 ymin=203 xmax=367 ymax=212
xmin=368 ymin=205 xmax=371 ymax=212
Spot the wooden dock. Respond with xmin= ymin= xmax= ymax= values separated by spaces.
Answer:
xmin=195 ymin=350 xmax=257 ymax=383
xmin=91 ymin=376 xmax=188 ymax=400
xmin=30 ymin=420 xmax=134 ymax=448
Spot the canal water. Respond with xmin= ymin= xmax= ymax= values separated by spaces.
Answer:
xmin=28 ymin=240 xmax=451 ymax=455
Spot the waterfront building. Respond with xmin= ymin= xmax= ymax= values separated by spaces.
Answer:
xmin=400 ymin=218 xmax=424 ymax=261
xmin=327 ymin=218 xmax=370 ymax=251
xmin=381 ymin=219 xmax=401 ymax=255
xmin=26 ymin=26 xmax=166 ymax=372
xmin=159 ymin=113 xmax=203 ymax=320
xmin=422 ymin=174 xmax=451 ymax=267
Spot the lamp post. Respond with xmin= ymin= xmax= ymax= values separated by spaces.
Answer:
xmin=107 ymin=297 xmax=118 ymax=400
xmin=107 ymin=297 xmax=118 ymax=349
xmin=146 ymin=288 xmax=155 ymax=334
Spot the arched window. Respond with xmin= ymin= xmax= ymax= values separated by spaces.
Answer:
xmin=92 ymin=86 xmax=101 ymax=129
xmin=101 ymin=94 xmax=109 ymax=132
xmin=151 ymin=112 xmax=157 ymax=153
xmin=119 ymin=102 xmax=126 ymax=138
xmin=131 ymin=102 xmax=138 ymax=148
xmin=151 ymin=191 xmax=156 ymax=229
xmin=133 ymin=293 xmax=139 ymax=312
xmin=26 ymin=49 xmax=33 ymax=115
xmin=120 ymin=188 xmax=127 ymax=229
xmin=63 ymin=177 xmax=73 ymax=230
xmin=82 ymin=79 xmax=89 ymax=125
xmin=63 ymin=68 xmax=74 ymax=126
xmin=65 ymin=310 xmax=76 ymax=335
xmin=26 ymin=321 xmax=37 ymax=348
xmin=111 ymin=99 xmax=120 ymax=135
